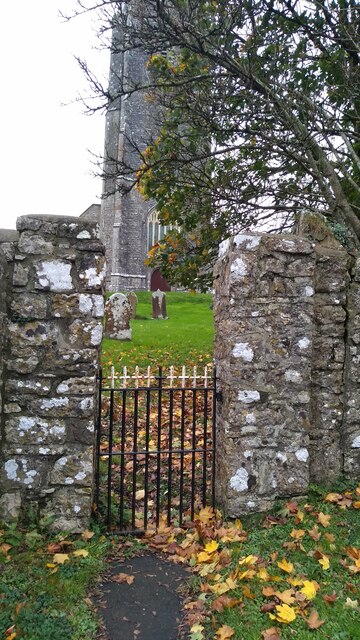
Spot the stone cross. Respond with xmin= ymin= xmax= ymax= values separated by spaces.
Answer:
xmin=104 ymin=293 xmax=132 ymax=340
xmin=152 ymin=289 xmax=167 ymax=319
xmin=127 ymin=292 xmax=138 ymax=319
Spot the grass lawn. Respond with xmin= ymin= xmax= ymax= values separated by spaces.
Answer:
xmin=0 ymin=525 xmax=110 ymax=640
xmin=101 ymin=291 xmax=214 ymax=374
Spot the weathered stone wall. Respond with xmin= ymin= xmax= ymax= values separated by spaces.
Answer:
xmin=214 ymin=233 xmax=360 ymax=516
xmin=0 ymin=215 xmax=105 ymax=530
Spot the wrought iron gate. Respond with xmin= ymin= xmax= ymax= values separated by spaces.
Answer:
xmin=94 ymin=365 xmax=216 ymax=533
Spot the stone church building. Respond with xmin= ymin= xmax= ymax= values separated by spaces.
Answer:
xmin=93 ymin=16 xmax=168 ymax=293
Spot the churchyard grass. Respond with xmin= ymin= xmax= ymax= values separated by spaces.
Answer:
xmin=102 ymin=291 xmax=214 ymax=374
xmin=0 ymin=524 xmax=111 ymax=640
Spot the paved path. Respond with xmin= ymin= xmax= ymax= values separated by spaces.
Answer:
xmin=97 ymin=555 xmax=188 ymax=640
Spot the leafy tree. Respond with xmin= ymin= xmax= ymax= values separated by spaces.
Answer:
xmin=75 ymin=0 xmax=360 ymax=289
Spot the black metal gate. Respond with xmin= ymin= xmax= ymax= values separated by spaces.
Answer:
xmin=94 ymin=366 xmax=216 ymax=533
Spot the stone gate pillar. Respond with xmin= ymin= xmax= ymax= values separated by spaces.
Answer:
xmin=213 ymin=234 xmax=316 ymax=515
xmin=0 ymin=215 xmax=105 ymax=531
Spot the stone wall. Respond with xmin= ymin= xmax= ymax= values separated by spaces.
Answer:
xmin=0 ymin=215 xmax=105 ymax=530
xmin=214 ymin=233 xmax=360 ymax=516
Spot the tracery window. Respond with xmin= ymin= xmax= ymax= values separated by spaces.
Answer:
xmin=147 ymin=210 xmax=172 ymax=251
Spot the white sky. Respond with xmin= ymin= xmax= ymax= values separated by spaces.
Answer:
xmin=0 ymin=0 xmax=110 ymax=230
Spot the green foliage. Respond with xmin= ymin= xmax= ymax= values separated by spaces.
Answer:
xmin=102 ymin=1 xmax=360 ymax=288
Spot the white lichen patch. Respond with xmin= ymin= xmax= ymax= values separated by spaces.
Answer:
xmin=36 ymin=260 xmax=73 ymax=291
xmin=73 ymin=505 xmax=81 ymax=513
xmin=24 ymin=470 xmax=37 ymax=486
xmin=243 ymin=450 xmax=253 ymax=459
xmin=92 ymin=295 xmax=104 ymax=317
xmin=5 ymin=459 xmax=19 ymax=480
xmin=218 ymin=238 xmax=230 ymax=258
xmin=57 ymin=457 xmax=68 ymax=467
xmin=298 ymin=337 xmax=310 ymax=350
xmin=65 ymin=477 xmax=74 ymax=485
xmin=288 ymin=476 xmax=295 ymax=484
xmin=247 ymin=501 xmax=255 ymax=508
xmin=90 ymin=323 xmax=103 ymax=346
xmin=304 ymin=285 xmax=314 ymax=297
xmin=238 ymin=390 xmax=260 ymax=404
xmin=233 ymin=234 xmax=261 ymax=251
xmin=295 ymin=447 xmax=309 ymax=462
xmin=82 ymin=263 xmax=106 ymax=288
xmin=56 ymin=382 xmax=69 ymax=393
xmin=76 ymin=230 xmax=91 ymax=239
xmin=232 ymin=342 xmax=254 ymax=362
xmin=19 ymin=417 xmax=36 ymax=432
xmin=75 ymin=471 xmax=87 ymax=481
xmin=39 ymin=447 xmax=50 ymax=455
xmin=80 ymin=398 xmax=93 ymax=412
xmin=246 ymin=413 xmax=256 ymax=424
xmin=230 ymin=257 xmax=248 ymax=278
xmin=79 ymin=294 xmax=93 ymax=314
xmin=41 ymin=398 xmax=69 ymax=411
xmin=229 ymin=468 xmax=249 ymax=493
xmin=276 ymin=452 xmax=287 ymax=463
xmin=351 ymin=435 xmax=360 ymax=448
xmin=285 ymin=370 xmax=302 ymax=383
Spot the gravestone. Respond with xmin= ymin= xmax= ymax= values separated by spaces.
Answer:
xmin=105 ymin=293 xmax=132 ymax=340
xmin=127 ymin=292 xmax=138 ymax=319
xmin=152 ymin=289 xmax=167 ymax=319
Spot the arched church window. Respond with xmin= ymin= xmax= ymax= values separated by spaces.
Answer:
xmin=147 ymin=210 xmax=172 ymax=251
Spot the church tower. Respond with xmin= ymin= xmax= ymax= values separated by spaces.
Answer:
xmin=100 ymin=5 xmax=158 ymax=292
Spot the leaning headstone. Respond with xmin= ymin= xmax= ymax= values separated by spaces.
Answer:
xmin=152 ymin=289 xmax=167 ymax=319
xmin=127 ymin=292 xmax=138 ymax=319
xmin=105 ymin=293 xmax=132 ymax=340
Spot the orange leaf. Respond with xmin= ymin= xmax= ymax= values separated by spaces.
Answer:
xmin=308 ymin=525 xmax=321 ymax=541
xmin=317 ymin=512 xmax=331 ymax=528
xmin=305 ymin=610 xmax=325 ymax=629
xmin=216 ymin=625 xmax=235 ymax=640
xmin=277 ymin=558 xmax=294 ymax=573
xmin=112 ymin=572 xmax=135 ymax=585
xmin=261 ymin=628 xmax=281 ymax=640
xmin=263 ymin=586 xmax=276 ymax=597
xmin=274 ymin=589 xmax=296 ymax=605
xmin=323 ymin=593 xmax=337 ymax=604
xmin=242 ymin=585 xmax=256 ymax=600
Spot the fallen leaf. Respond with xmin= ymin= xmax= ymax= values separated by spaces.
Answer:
xmin=135 ymin=489 xmax=145 ymax=500
xmin=323 ymin=593 xmax=337 ymax=604
xmin=242 ymin=585 xmax=255 ymax=600
xmin=216 ymin=625 xmax=235 ymax=639
xmin=317 ymin=512 xmax=331 ymax=528
xmin=81 ymin=529 xmax=95 ymax=541
xmin=112 ymin=572 xmax=135 ymax=585
xmin=325 ymin=493 xmax=342 ymax=503
xmin=300 ymin=580 xmax=319 ymax=600
xmin=318 ymin=555 xmax=330 ymax=570
xmin=211 ymin=595 xmax=241 ymax=613
xmin=353 ymin=501 xmax=360 ymax=509
xmin=261 ymin=602 xmax=277 ymax=613
xmin=73 ymin=549 xmax=89 ymax=558
xmin=308 ymin=525 xmax=321 ymax=541
xmin=269 ymin=603 xmax=296 ymax=624
xmin=238 ymin=554 xmax=258 ymax=565
xmin=277 ymin=558 xmax=294 ymax=574
xmin=263 ymin=586 xmax=276 ymax=597
xmin=345 ymin=598 xmax=358 ymax=609
xmin=261 ymin=627 xmax=281 ymax=640
xmin=305 ymin=609 xmax=325 ymax=629
xmin=324 ymin=532 xmax=335 ymax=543
xmin=274 ymin=589 xmax=296 ymax=605
xmin=52 ymin=553 xmax=70 ymax=564
xmin=0 ymin=543 xmax=12 ymax=555
xmin=205 ymin=540 xmax=219 ymax=554
xmin=290 ymin=529 xmax=305 ymax=539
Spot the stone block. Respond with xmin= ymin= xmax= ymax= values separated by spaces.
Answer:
xmin=50 ymin=449 xmax=93 ymax=487
xmin=11 ymin=294 xmax=48 ymax=320
xmin=18 ymin=232 xmax=54 ymax=255
xmin=78 ymin=254 xmax=106 ymax=290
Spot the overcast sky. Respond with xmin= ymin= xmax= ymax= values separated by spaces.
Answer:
xmin=0 ymin=0 xmax=110 ymax=230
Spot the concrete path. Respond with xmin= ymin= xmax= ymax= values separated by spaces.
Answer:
xmin=97 ymin=555 xmax=188 ymax=640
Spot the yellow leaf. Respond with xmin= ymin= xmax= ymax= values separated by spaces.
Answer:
xmin=196 ymin=506 xmax=215 ymax=524
xmin=53 ymin=553 xmax=70 ymax=564
xmin=46 ymin=563 xmax=56 ymax=569
xmin=287 ymin=577 xmax=304 ymax=587
xmin=238 ymin=569 xmax=256 ymax=580
xmin=216 ymin=625 xmax=235 ymax=639
xmin=238 ymin=554 xmax=258 ymax=566
xmin=270 ymin=603 xmax=296 ymax=624
xmin=318 ymin=555 xmax=330 ymax=570
xmin=353 ymin=501 xmax=360 ymax=509
xmin=205 ymin=540 xmax=219 ymax=554
xmin=300 ymin=580 xmax=319 ymax=600
xmin=0 ymin=543 xmax=12 ymax=555
xmin=258 ymin=567 xmax=271 ymax=581
xmin=6 ymin=634 xmax=17 ymax=640
xmin=290 ymin=529 xmax=305 ymax=539
xmin=73 ymin=549 xmax=89 ymax=558
xmin=277 ymin=558 xmax=294 ymax=574
xmin=318 ymin=512 xmax=331 ymax=528
xmin=135 ymin=489 xmax=145 ymax=500
xmin=234 ymin=518 xmax=243 ymax=530
xmin=197 ymin=551 xmax=212 ymax=563
xmin=325 ymin=493 xmax=342 ymax=503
